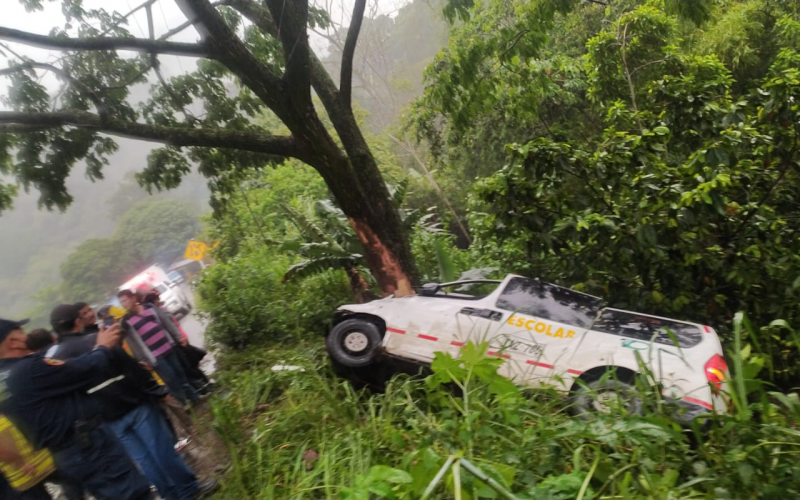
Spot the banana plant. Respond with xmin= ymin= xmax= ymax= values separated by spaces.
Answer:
xmin=281 ymin=180 xmax=438 ymax=302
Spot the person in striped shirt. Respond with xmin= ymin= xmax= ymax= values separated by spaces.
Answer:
xmin=117 ymin=290 xmax=199 ymax=406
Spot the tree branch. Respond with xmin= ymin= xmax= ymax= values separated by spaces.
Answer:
xmin=264 ymin=0 xmax=313 ymax=109
xmin=226 ymin=0 xmax=278 ymax=37
xmin=173 ymin=0 xmax=287 ymax=117
xmin=0 ymin=61 xmax=108 ymax=120
xmin=0 ymin=27 xmax=211 ymax=58
xmin=97 ymin=0 xmax=157 ymax=37
xmin=159 ymin=0 xmax=230 ymax=40
xmin=386 ymin=133 xmax=472 ymax=244
xmin=618 ymin=21 xmax=643 ymax=134
xmin=0 ymin=110 xmax=306 ymax=160
xmin=339 ymin=0 xmax=367 ymax=108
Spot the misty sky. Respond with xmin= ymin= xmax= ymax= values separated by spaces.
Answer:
xmin=0 ymin=0 xmax=413 ymax=317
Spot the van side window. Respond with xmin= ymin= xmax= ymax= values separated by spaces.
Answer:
xmin=592 ymin=310 xmax=703 ymax=348
xmin=495 ymin=277 xmax=603 ymax=328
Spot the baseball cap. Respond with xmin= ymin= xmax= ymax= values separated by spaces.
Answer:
xmin=0 ymin=318 xmax=30 ymax=343
xmin=50 ymin=304 xmax=81 ymax=333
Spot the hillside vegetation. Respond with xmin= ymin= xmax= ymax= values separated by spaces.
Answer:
xmin=188 ymin=1 xmax=800 ymax=498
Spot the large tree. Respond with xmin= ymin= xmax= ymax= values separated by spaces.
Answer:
xmin=0 ymin=0 xmax=471 ymax=295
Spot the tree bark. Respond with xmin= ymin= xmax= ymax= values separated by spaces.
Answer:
xmin=299 ymin=125 xmax=418 ymax=297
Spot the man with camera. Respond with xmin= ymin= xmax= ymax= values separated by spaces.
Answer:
xmin=0 ymin=312 xmax=154 ymax=500
xmin=48 ymin=304 xmax=214 ymax=500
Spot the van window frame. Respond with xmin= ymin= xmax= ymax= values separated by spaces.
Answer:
xmin=494 ymin=277 xmax=604 ymax=329
xmin=590 ymin=308 xmax=703 ymax=348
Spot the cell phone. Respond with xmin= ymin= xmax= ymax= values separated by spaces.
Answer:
xmin=103 ymin=316 xmax=115 ymax=328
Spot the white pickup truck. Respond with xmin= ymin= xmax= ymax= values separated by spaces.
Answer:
xmin=326 ymin=274 xmax=730 ymax=423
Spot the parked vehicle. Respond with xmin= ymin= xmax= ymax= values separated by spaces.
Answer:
xmin=152 ymin=281 xmax=192 ymax=316
xmin=118 ymin=265 xmax=192 ymax=316
xmin=326 ymin=274 xmax=729 ymax=423
xmin=168 ymin=270 xmax=186 ymax=285
xmin=119 ymin=265 xmax=170 ymax=292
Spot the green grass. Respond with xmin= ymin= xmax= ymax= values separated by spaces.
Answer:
xmin=207 ymin=316 xmax=800 ymax=500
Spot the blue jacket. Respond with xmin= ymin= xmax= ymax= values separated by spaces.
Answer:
xmin=0 ymin=348 xmax=113 ymax=450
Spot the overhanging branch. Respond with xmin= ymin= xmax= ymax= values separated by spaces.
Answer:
xmin=339 ymin=0 xmax=367 ymax=108
xmin=159 ymin=0 xmax=230 ymax=40
xmin=225 ymin=0 xmax=278 ymax=37
xmin=264 ymin=0 xmax=312 ymax=107
xmin=0 ymin=26 xmax=211 ymax=58
xmin=0 ymin=110 xmax=306 ymax=160
xmin=174 ymin=0 xmax=286 ymax=115
xmin=0 ymin=60 xmax=108 ymax=120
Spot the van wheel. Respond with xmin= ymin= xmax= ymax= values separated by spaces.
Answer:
xmin=326 ymin=319 xmax=383 ymax=368
xmin=570 ymin=372 xmax=642 ymax=417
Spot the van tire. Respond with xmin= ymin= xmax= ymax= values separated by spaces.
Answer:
xmin=326 ymin=319 xmax=383 ymax=368
xmin=569 ymin=370 xmax=642 ymax=417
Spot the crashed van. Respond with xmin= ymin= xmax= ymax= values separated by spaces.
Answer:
xmin=326 ymin=274 xmax=730 ymax=422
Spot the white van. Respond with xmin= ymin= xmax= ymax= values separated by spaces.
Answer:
xmin=153 ymin=281 xmax=192 ymax=317
xmin=325 ymin=275 xmax=730 ymax=422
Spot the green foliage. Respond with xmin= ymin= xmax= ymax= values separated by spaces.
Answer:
xmin=115 ymin=199 xmax=202 ymax=265
xmin=411 ymin=228 xmax=484 ymax=283
xmin=59 ymin=238 xmax=138 ymax=304
xmin=280 ymin=199 xmax=366 ymax=284
xmin=209 ymin=313 xmax=800 ymax=500
xmin=196 ymin=249 xmax=351 ymax=348
xmin=321 ymin=0 xmax=450 ymax=132
xmin=14 ymin=198 xmax=204 ymax=314
xmin=415 ymin=0 xmax=800 ymax=383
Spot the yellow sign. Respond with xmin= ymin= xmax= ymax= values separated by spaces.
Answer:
xmin=184 ymin=241 xmax=208 ymax=261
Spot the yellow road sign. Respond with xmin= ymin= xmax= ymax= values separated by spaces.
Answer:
xmin=184 ymin=241 xmax=208 ymax=261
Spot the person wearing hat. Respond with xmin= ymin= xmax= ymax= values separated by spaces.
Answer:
xmin=48 ymin=304 xmax=217 ymax=500
xmin=0 ymin=318 xmax=84 ymax=500
xmin=0 ymin=306 xmax=154 ymax=500
xmin=0 ymin=317 xmax=55 ymax=500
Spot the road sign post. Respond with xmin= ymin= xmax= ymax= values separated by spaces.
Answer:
xmin=184 ymin=240 xmax=208 ymax=262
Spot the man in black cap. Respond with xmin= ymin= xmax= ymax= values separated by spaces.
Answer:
xmin=0 ymin=318 xmax=83 ymax=500
xmin=48 ymin=302 xmax=104 ymax=360
xmin=49 ymin=304 xmax=217 ymax=500
xmin=0 ymin=317 xmax=48 ymax=500
xmin=0 ymin=306 xmax=154 ymax=500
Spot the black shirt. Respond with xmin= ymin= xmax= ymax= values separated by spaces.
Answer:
xmin=48 ymin=334 xmax=168 ymax=422
xmin=49 ymin=331 xmax=96 ymax=360
xmin=0 ymin=348 xmax=113 ymax=450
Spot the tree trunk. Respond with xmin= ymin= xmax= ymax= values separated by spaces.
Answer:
xmin=293 ymin=112 xmax=418 ymax=297
xmin=345 ymin=266 xmax=376 ymax=304
xmin=317 ymin=153 xmax=417 ymax=298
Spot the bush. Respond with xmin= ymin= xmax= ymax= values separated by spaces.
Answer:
xmin=411 ymin=228 xmax=490 ymax=283
xmin=209 ymin=314 xmax=800 ymax=500
xmin=196 ymin=248 xmax=352 ymax=348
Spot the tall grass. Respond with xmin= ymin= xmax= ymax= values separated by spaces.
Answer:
xmin=208 ymin=314 xmax=800 ymax=500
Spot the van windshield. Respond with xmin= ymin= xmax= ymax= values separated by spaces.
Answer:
xmin=592 ymin=309 xmax=703 ymax=348
xmin=496 ymin=277 xmax=604 ymax=328
xmin=155 ymin=283 xmax=169 ymax=294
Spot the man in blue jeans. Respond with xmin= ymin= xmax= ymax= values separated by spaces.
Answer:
xmin=118 ymin=290 xmax=199 ymax=405
xmin=49 ymin=304 xmax=216 ymax=500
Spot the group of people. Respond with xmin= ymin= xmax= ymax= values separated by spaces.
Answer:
xmin=0 ymin=288 xmax=218 ymax=500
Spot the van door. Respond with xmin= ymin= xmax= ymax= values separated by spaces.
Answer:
xmin=587 ymin=309 xmax=701 ymax=391
xmin=490 ymin=277 xmax=604 ymax=387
